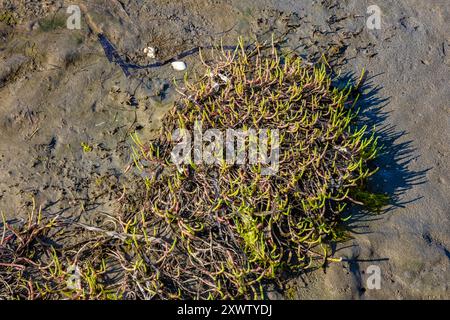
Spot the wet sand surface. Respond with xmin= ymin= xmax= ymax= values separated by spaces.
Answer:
xmin=0 ymin=0 xmax=448 ymax=299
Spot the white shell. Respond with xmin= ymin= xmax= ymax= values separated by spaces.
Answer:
xmin=218 ymin=73 xmax=229 ymax=83
xmin=144 ymin=47 xmax=156 ymax=59
xmin=171 ymin=61 xmax=187 ymax=71
xmin=212 ymin=82 xmax=220 ymax=91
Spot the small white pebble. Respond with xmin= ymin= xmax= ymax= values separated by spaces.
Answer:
xmin=144 ymin=47 xmax=156 ymax=59
xmin=218 ymin=73 xmax=229 ymax=83
xmin=212 ymin=82 xmax=220 ymax=91
xmin=171 ymin=61 xmax=187 ymax=71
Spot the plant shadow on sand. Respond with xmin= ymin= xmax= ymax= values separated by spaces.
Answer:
xmin=338 ymin=72 xmax=430 ymax=232
xmin=292 ymin=71 xmax=431 ymax=296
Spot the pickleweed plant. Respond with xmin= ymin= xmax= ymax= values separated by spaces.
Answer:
xmin=0 ymin=37 xmax=386 ymax=300
xmin=127 ymin=37 xmax=384 ymax=298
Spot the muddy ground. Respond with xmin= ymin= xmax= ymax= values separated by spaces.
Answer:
xmin=0 ymin=0 xmax=448 ymax=299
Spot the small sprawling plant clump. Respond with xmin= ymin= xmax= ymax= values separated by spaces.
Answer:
xmin=126 ymin=39 xmax=382 ymax=298
xmin=0 ymin=39 xmax=385 ymax=300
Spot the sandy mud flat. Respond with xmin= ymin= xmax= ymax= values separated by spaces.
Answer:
xmin=0 ymin=0 xmax=448 ymax=299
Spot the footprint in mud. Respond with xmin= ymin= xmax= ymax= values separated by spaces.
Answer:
xmin=443 ymin=40 xmax=450 ymax=65
xmin=108 ymin=86 xmax=137 ymax=107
